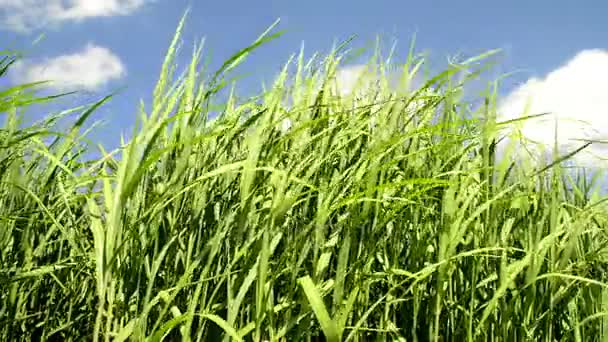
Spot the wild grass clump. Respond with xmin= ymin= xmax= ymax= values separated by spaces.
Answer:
xmin=2 ymin=13 xmax=608 ymax=341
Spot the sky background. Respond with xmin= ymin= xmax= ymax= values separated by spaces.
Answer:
xmin=1 ymin=0 xmax=608 ymax=178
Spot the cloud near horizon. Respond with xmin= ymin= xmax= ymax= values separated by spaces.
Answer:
xmin=276 ymin=63 xmax=427 ymax=132
xmin=328 ymin=53 xmax=608 ymax=173
xmin=10 ymin=43 xmax=126 ymax=92
xmin=332 ymin=64 xmax=377 ymax=97
xmin=497 ymin=49 xmax=608 ymax=169
xmin=331 ymin=63 xmax=424 ymax=97
xmin=0 ymin=0 xmax=149 ymax=33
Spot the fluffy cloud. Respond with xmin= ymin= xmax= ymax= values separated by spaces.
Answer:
xmin=277 ymin=63 xmax=426 ymax=133
xmin=497 ymin=49 xmax=608 ymax=169
xmin=307 ymin=52 xmax=608 ymax=171
xmin=330 ymin=63 xmax=422 ymax=97
xmin=10 ymin=43 xmax=126 ymax=91
xmin=331 ymin=64 xmax=377 ymax=97
xmin=0 ymin=0 xmax=148 ymax=32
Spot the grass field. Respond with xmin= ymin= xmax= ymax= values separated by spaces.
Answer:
xmin=2 ymin=13 xmax=608 ymax=341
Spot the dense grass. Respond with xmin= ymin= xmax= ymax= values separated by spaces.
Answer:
xmin=2 ymin=13 xmax=608 ymax=341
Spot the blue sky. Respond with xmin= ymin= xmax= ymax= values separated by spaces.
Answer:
xmin=1 ymin=0 xmax=608 ymax=174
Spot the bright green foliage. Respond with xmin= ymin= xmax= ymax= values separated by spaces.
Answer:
xmin=1 ymin=11 xmax=608 ymax=342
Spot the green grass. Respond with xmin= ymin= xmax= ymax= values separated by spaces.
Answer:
xmin=2 ymin=12 xmax=608 ymax=341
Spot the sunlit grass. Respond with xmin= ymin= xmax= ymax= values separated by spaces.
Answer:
xmin=1 ymin=12 xmax=608 ymax=341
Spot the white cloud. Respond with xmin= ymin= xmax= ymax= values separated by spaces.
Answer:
xmin=11 ymin=43 xmax=126 ymax=91
xmin=277 ymin=63 xmax=428 ymax=133
xmin=277 ymin=65 xmax=377 ymax=133
xmin=497 ymin=49 xmax=608 ymax=169
xmin=0 ymin=0 xmax=148 ymax=32
xmin=331 ymin=64 xmax=377 ymax=97
xmin=285 ymin=52 xmax=608 ymax=170
xmin=330 ymin=64 xmax=422 ymax=97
